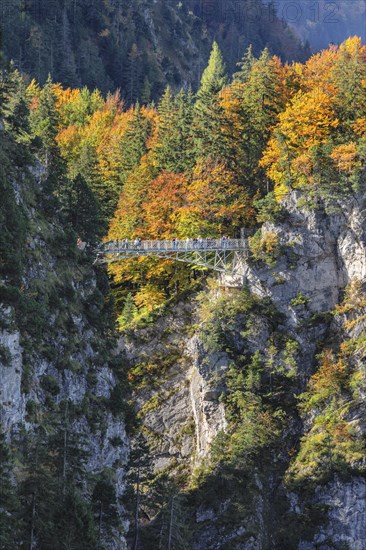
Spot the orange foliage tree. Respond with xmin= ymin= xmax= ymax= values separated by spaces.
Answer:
xmin=176 ymin=159 xmax=254 ymax=237
xmin=261 ymin=37 xmax=366 ymax=199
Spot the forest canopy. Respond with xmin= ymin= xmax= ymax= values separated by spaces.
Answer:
xmin=19 ymin=36 xmax=366 ymax=316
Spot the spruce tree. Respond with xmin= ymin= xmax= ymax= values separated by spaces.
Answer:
xmin=193 ymin=41 xmax=228 ymax=161
xmin=222 ymin=47 xmax=285 ymax=192
xmin=126 ymin=433 xmax=154 ymax=550
xmin=0 ymin=68 xmax=28 ymax=279
xmin=233 ymin=44 xmax=256 ymax=83
xmin=197 ymin=41 xmax=228 ymax=98
xmin=29 ymin=75 xmax=60 ymax=167
xmin=119 ymin=292 xmax=138 ymax=328
xmin=59 ymin=173 xmax=103 ymax=242
xmin=2 ymin=69 xmax=31 ymax=145
xmin=155 ymin=87 xmax=195 ymax=173
xmin=120 ymin=102 xmax=150 ymax=181
xmin=92 ymin=473 xmax=119 ymax=544
xmin=18 ymin=427 xmax=58 ymax=550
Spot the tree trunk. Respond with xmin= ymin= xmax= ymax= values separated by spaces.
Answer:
xmin=167 ymin=496 xmax=176 ymax=550
xmin=99 ymin=500 xmax=103 ymax=542
xmin=133 ymin=454 xmax=141 ymax=550
xmin=29 ymin=492 xmax=36 ymax=550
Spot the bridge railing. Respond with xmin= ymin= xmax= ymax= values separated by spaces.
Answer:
xmin=100 ymin=238 xmax=247 ymax=253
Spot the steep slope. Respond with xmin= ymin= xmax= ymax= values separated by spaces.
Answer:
xmin=274 ymin=0 xmax=366 ymax=51
xmin=122 ymin=191 xmax=366 ymax=549
xmin=0 ymin=0 xmax=307 ymax=101
xmin=0 ymin=74 xmax=130 ymax=549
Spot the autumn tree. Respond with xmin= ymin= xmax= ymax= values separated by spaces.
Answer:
xmin=261 ymin=37 xmax=366 ymax=201
xmin=176 ymin=159 xmax=253 ymax=237
xmin=221 ymin=48 xmax=288 ymax=192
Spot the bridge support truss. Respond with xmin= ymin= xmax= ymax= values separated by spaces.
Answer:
xmin=96 ymin=238 xmax=248 ymax=277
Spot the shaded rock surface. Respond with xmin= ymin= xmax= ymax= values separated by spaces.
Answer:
xmin=125 ymin=191 xmax=366 ymax=549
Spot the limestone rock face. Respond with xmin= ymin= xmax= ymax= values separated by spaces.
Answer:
xmin=187 ymin=336 xmax=228 ymax=460
xmin=0 ymin=327 xmax=25 ymax=431
xmin=298 ymin=478 xmax=366 ymax=550
xmin=240 ymin=192 xmax=366 ymax=318
xmin=122 ymin=304 xmax=228 ymax=473
xmin=0 ymin=175 xmax=129 ymax=548
xmin=125 ymin=191 xmax=366 ymax=548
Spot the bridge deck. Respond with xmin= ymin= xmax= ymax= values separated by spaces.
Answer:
xmin=95 ymin=238 xmax=248 ymax=275
xmin=99 ymin=238 xmax=246 ymax=255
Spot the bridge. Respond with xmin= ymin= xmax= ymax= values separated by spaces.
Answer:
xmin=95 ymin=238 xmax=248 ymax=275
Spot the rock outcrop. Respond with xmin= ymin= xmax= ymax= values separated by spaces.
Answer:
xmin=125 ymin=191 xmax=366 ymax=549
xmin=0 ymin=167 xmax=130 ymax=548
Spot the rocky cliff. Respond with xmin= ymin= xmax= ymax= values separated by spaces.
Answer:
xmin=123 ymin=191 xmax=366 ymax=549
xmin=3 ymin=156 xmax=366 ymax=549
xmin=0 ymin=162 xmax=130 ymax=548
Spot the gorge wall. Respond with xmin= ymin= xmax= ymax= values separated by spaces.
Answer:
xmin=124 ymin=191 xmax=366 ymax=549
xmin=0 ymin=162 xmax=130 ymax=549
xmin=3 ymin=158 xmax=366 ymax=549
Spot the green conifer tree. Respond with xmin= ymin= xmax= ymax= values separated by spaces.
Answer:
xmin=193 ymin=41 xmax=228 ymax=161
xmin=29 ymin=75 xmax=60 ymax=167
xmin=120 ymin=102 xmax=150 ymax=178
xmin=119 ymin=292 xmax=138 ymax=328
xmin=155 ymin=87 xmax=195 ymax=173
xmin=59 ymin=173 xmax=103 ymax=242
xmin=0 ymin=434 xmax=21 ymax=549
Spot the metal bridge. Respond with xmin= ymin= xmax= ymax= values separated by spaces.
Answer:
xmin=95 ymin=238 xmax=248 ymax=275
